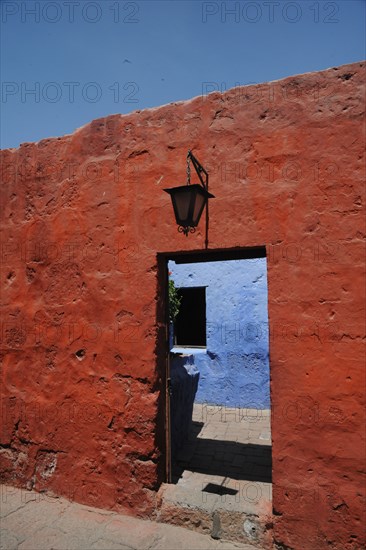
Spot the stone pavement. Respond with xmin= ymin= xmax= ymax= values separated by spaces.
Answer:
xmin=0 ymin=484 xmax=261 ymax=550
xmin=158 ymin=404 xmax=272 ymax=546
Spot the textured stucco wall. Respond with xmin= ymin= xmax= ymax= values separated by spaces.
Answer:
xmin=1 ymin=62 xmax=365 ymax=549
xmin=169 ymin=258 xmax=270 ymax=408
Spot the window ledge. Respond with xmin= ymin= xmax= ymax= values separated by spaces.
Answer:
xmin=170 ymin=347 xmax=207 ymax=355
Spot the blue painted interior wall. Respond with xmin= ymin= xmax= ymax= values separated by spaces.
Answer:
xmin=169 ymin=258 xmax=270 ymax=409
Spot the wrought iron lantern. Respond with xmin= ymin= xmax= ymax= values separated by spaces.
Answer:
xmin=164 ymin=150 xmax=214 ymax=236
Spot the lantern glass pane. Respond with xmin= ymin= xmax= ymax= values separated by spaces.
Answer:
xmin=192 ymin=192 xmax=206 ymax=225
xmin=174 ymin=188 xmax=192 ymax=222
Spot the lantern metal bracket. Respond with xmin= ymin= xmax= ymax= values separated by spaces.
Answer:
xmin=187 ymin=150 xmax=209 ymax=190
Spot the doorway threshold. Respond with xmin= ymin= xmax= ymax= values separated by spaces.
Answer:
xmin=157 ymin=403 xmax=273 ymax=548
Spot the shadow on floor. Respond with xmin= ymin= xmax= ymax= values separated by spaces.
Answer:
xmin=172 ymin=421 xmax=272 ymax=484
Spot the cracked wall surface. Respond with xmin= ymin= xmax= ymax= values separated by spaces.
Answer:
xmin=0 ymin=61 xmax=365 ymax=549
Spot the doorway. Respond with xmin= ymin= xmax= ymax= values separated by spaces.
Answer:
xmin=157 ymin=247 xmax=272 ymax=545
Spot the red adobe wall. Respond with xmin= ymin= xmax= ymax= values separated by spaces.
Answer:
xmin=1 ymin=61 xmax=365 ymax=549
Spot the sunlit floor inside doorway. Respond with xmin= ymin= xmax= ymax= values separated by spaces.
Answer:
xmin=159 ymin=403 xmax=272 ymax=543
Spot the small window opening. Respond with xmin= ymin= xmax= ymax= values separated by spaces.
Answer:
xmin=175 ymin=287 xmax=206 ymax=347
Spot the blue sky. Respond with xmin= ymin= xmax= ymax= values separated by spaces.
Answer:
xmin=1 ymin=0 xmax=365 ymax=149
